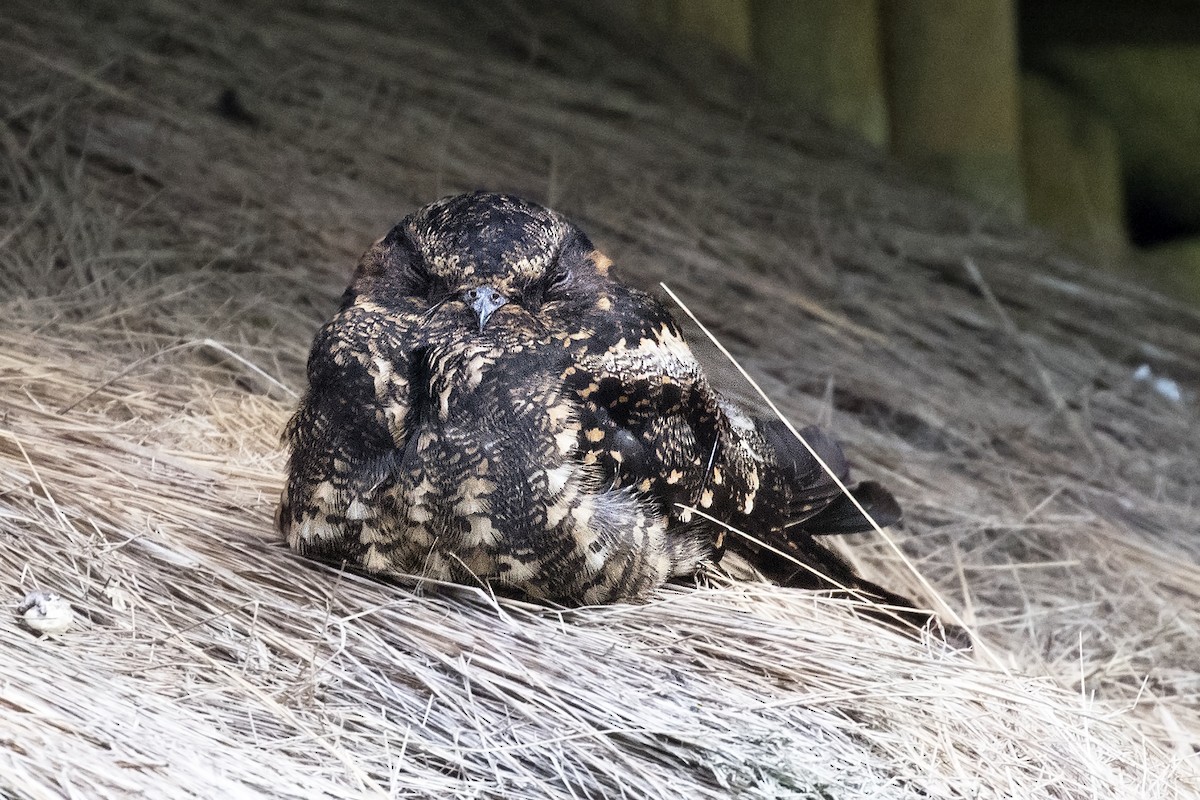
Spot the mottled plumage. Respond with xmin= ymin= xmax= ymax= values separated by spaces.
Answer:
xmin=279 ymin=192 xmax=939 ymax=630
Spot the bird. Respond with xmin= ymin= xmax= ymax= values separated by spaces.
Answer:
xmin=278 ymin=191 xmax=947 ymax=635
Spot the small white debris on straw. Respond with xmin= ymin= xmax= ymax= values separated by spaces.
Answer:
xmin=1132 ymin=363 xmax=1183 ymax=404
xmin=17 ymin=591 xmax=74 ymax=637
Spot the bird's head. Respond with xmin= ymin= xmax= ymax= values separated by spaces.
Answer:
xmin=348 ymin=191 xmax=617 ymax=344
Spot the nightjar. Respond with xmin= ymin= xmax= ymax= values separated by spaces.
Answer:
xmin=279 ymin=191 xmax=942 ymax=632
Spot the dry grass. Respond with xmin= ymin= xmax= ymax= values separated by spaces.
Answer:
xmin=1 ymin=0 xmax=1198 ymax=797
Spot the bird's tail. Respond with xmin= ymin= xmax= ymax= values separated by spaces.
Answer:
xmin=745 ymin=527 xmax=962 ymax=641
xmin=744 ymin=420 xmax=967 ymax=645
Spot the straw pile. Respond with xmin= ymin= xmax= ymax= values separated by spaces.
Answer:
xmin=2 ymin=1 xmax=1198 ymax=797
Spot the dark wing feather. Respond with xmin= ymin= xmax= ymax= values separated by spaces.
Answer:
xmin=798 ymin=481 xmax=902 ymax=535
xmin=758 ymin=420 xmax=902 ymax=533
xmin=756 ymin=421 xmax=847 ymax=521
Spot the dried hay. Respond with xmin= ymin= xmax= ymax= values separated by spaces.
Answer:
xmin=1 ymin=0 xmax=1198 ymax=797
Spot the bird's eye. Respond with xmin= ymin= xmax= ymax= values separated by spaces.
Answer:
xmin=523 ymin=266 xmax=571 ymax=308
xmin=548 ymin=268 xmax=570 ymax=289
xmin=413 ymin=265 xmax=450 ymax=301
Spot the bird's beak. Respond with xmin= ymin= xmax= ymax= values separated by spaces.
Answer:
xmin=463 ymin=285 xmax=509 ymax=331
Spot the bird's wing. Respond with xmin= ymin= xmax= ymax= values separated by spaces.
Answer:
xmin=565 ymin=286 xmax=726 ymax=512
xmin=278 ymin=301 xmax=418 ymax=560
xmin=562 ymin=285 xmax=940 ymax=633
